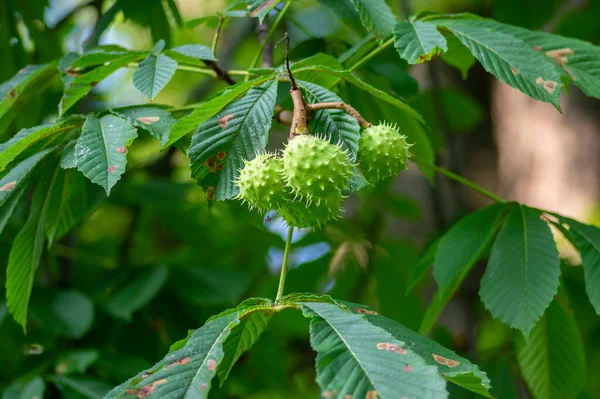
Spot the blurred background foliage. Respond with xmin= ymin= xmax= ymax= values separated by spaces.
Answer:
xmin=1 ymin=0 xmax=599 ymax=398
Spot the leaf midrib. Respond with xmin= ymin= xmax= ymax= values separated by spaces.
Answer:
xmin=309 ymin=306 xmax=376 ymax=392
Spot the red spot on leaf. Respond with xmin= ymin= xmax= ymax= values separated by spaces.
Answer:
xmin=533 ymin=45 xmax=541 ymax=51
xmin=205 ymin=155 xmax=218 ymax=173
xmin=8 ymin=89 xmax=16 ymax=100
xmin=536 ymin=77 xmax=557 ymax=94
xmin=218 ymin=114 xmax=234 ymax=128
xmin=217 ymin=163 xmax=224 ymax=172
xmin=207 ymin=359 xmax=216 ymax=371
xmin=376 ymin=342 xmax=406 ymax=355
xmin=116 ymin=147 xmax=127 ymax=153
xmin=217 ymin=152 xmax=226 ymax=160
xmin=403 ymin=365 xmax=413 ymax=373
xmin=165 ymin=357 xmax=191 ymax=369
xmin=65 ymin=69 xmax=81 ymax=77
xmin=125 ymin=378 xmax=167 ymax=398
xmin=511 ymin=66 xmax=519 ymax=76
xmin=323 ymin=392 xmax=334 ymax=398
xmin=108 ymin=165 xmax=118 ymax=173
xmin=0 ymin=181 xmax=17 ymax=192
xmin=200 ymin=383 xmax=207 ymax=392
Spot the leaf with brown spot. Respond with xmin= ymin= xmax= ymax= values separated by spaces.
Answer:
xmin=432 ymin=354 xmax=461 ymax=368
xmin=104 ymin=303 xmax=273 ymax=399
xmin=188 ymin=80 xmax=278 ymax=200
xmin=511 ymin=66 xmax=519 ymax=75
xmin=116 ymin=147 xmax=127 ymax=154
xmin=366 ymin=390 xmax=379 ymax=399
xmin=353 ymin=307 xmax=378 ymax=315
xmin=136 ymin=116 xmax=161 ymax=125
xmin=302 ymin=302 xmax=447 ymax=399
xmin=218 ymin=114 xmax=234 ymax=128
xmin=0 ymin=181 xmax=17 ymax=192
xmin=126 ymin=378 xmax=167 ymax=398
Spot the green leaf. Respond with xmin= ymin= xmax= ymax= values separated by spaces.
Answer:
xmin=60 ymin=140 xmax=77 ymax=169
xmin=434 ymin=203 xmax=507 ymax=292
xmin=6 ymin=166 xmax=57 ymax=331
xmin=2 ymin=376 xmax=45 ymax=399
xmin=480 ymin=204 xmax=560 ymax=337
xmin=430 ymin=18 xmax=563 ymax=108
xmin=0 ymin=184 xmax=25 ymax=236
xmin=188 ymin=79 xmax=278 ymax=200
xmin=363 ymin=309 xmax=492 ymax=398
xmin=0 ymin=62 xmax=58 ymax=138
xmin=75 ymin=115 xmax=138 ymax=195
xmin=112 ymin=105 xmax=176 ymax=145
xmin=56 ymin=349 xmax=100 ymax=375
xmin=133 ymin=54 xmax=178 ymax=100
xmin=517 ymin=298 xmax=586 ymax=399
xmin=59 ymin=52 xmax=145 ymax=115
xmin=297 ymin=80 xmax=360 ymax=160
xmin=164 ymin=44 xmax=217 ymax=65
xmin=0 ymin=120 xmax=82 ymax=172
xmin=49 ymin=376 xmax=111 ymax=399
xmin=558 ymin=217 xmax=600 ymax=315
xmin=0 ymin=149 xmax=52 ymax=208
xmin=30 ymin=289 xmax=95 ymax=338
xmin=348 ymin=0 xmax=396 ymax=39
xmin=440 ymin=31 xmax=476 ymax=79
xmin=102 ymin=265 xmax=169 ymax=321
xmin=164 ymin=76 xmax=271 ymax=148
xmin=457 ymin=18 xmax=600 ymax=100
xmin=217 ymin=309 xmax=269 ymax=385
xmin=69 ymin=48 xmax=149 ymax=69
xmin=291 ymin=53 xmax=344 ymax=88
xmin=105 ymin=306 xmax=271 ymax=399
xmin=45 ymin=168 xmax=88 ymax=247
xmin=302 ymin=301 xmax=448 ymax=399
xmin=394 ymin=20 xmax=447 ymax=64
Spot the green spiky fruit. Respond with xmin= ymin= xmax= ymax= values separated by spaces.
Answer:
xmin=358 ymin=123 xmax=410 ymax=183
xmin=282 ymin=135 xmax=353 ymax=203
xmin=236 ymin=154 xmax=286 ymax=212
xmin=278 ymin=195 xmax=342 ymax=229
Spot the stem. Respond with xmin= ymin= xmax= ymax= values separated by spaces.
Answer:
xmin=211 ymin=16 xmax=224 ymax=55
xmin=126 ymin=63 xmax=251 ymax=77
xmin=248 ymin=1 xmax=292 ymax=70
xmin=412 ymin=158 xmax=506 ymax=204
xmin=308 ymin=102 xmax=371 ymax=128
xmin=276 ymin=227 xmax=294 ymax=301
xmin=348 ymin=37 xmax=394 ymax=72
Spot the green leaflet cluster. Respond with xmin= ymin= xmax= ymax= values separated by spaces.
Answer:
xmin=104 ymin=295 xmax=492 ymax=399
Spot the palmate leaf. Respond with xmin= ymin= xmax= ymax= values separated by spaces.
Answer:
xmin=0 ymin=119 xmax=82 ymax=172
xmin=60 ymin=52 xmax=146 ymax=115
xmin=45 ymin=168 xmax=88 ymax=247
xmin=164 ymin=76 xmax=272 ymax=148
xmin=347 ymin=0 xmax=396 ymax=40
xmin=188 ymin=79 xmax=278 ymax=200
xmin=75 ymin=115 xmax=138 ymax=195
xmin=133 ymin=54 xmax=178 ymax=100
xmin=360 ymin=307 xmax=492 ymax=398
xmin=302 ymin=301 xmax=447 ymax=399
xmin=422 ymin=17 xmax=563 ymax=108
xmin=297 ymin=80 xmax=360 ymax=160
xmin=394 ymin=20 xmax=448 ymax=64
xmin=105 ymin=300 xmax=274 ymax=399
xmin=558 ymin=217 xmax=600 ymax=314
xmin=517 ymin=298 xmax=586 ymax=399
xmin=434 ymin=203 xmax=508 ymax=292
xmin=0 ymin=62 xmax=59 ymax=138
xmin=6 ymin=164 xmax=59 ymax=330
xmin=480 ymin=204 xmax=560 ymax=337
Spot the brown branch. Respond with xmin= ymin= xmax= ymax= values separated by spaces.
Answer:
xmin=308 ymin=102 xmax=371 ymax=128
xmin=203 ymin=61 xmax=236 ymax=85
xmin=290 ymin=89 xmax=309 ymax=138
